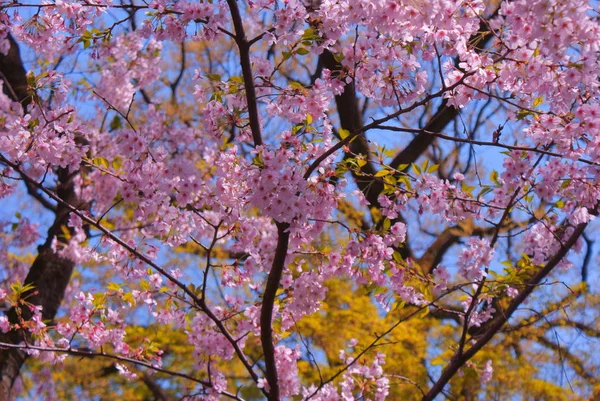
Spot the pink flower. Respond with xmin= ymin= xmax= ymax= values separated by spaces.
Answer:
xmin=0 ymin=316 xmax=10 ymax=333
xmin=569 ymin=207 xmax=595 ymax=225
xmin=480 ymin=360 xmax=493 ymax=384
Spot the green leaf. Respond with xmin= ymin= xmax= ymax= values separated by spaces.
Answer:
xmin=333 ymin=52 xmax=344 ymax=63
xmin=394 ymin=300 xmax=406 ymax=310
xmin=490 ymin=170 xmax=500 ymax=186
xmin=27 ymin=118 xmax=39 ymax=129
xmin=295 ymin=47 xmax=310 ymax=56
xmin=107 ymin=282 xmax=122 ymax=292
xmin=516 ymin=109 xmax=532 ymax=120
xmin=92 ymin=294 xmax=106 ymax=309
xmin=302 ymin=28 xmax=314 ymax=40
xmin=122 ymin=292 xmax=136 ymax=306
xmin=289 ymin=81 xmax=304 ymax=90
xmin=109 ymin=115 xmax=122 ymax=130
xmin=26 ymin=72 xmax=36 ymax=87
xmin=339 ymin=128 xmax=351 ymax=140
xmin=60 ymin=225 xmax=72 ymax=240
xmin=383 ymin=175 xmax=397 ymax=185
xmin=252 ymin=153 xmax=264 ymax=168
xmin=375 ymin=169 xmax=390 ymax=177
xmin=431 ymin=356 xmax=446 ymax=366
xmin=94 ymin=157 xmax=109 ymax=169
xmin=383 ymin=184 xmax=396 ymax=194
xmin=478 ymin=186 xmax=494 ymax=197
xmin=383 ymin=218 xmax=391 ymax=231
xmin=10 ymin=281 xmax=36 ymax=297
xmin=461 ymin=182 xmax=476 ymax=193
xmin=428 ymin=164 xmax=439 ymax=173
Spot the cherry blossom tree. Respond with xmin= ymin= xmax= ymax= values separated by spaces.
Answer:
xmin=1 ymin=0 xmax=599 ymax=400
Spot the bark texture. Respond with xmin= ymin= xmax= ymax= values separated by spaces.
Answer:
xmin=0 ymin=35 xmax=83 ymax=400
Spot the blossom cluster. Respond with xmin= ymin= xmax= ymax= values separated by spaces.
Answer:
xmin=0 ymin=0 xmax=599 ymax=399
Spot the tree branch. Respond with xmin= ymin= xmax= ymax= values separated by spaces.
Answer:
xmin=0 ymin=35 xmax=87 ymax=399
xmin=422 ymin=220 xmax=589 ymax=401
xmin=226 ymin=0 xmax=263 ymax=147
xmin=0 ymin=155 xmax=263 ymax=394
xmin=260 ymin=222 xmax=290 ymax=401
xmin=0 ymin=342 xmax=244 ymax=400
xmin=536 ymin=336 xmax=599 ymax=385
xmin=0 ymin=166 xmax=83 ymax=399
xmin=0 ymin=34 xmax=29 ymax=110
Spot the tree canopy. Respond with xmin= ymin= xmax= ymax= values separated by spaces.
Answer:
xmin=0 ymin=0 xmax=599 ymax=400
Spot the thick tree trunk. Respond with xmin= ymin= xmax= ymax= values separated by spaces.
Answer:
xmin=0 ymin=35 xmax=82 ymax=400
xmin=0 ymin=34 xmax=28 ymax=109
xmin=0 ymin=168 xmax=79 ymax=399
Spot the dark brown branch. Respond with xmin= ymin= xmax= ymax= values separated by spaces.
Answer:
xmin=0 ymin=36 xmax=86 ymax=399
xmin=0 ymin=155 xmax=262 ymax=393
xmin=375 ymin=125 xmax=599 ymax=166
xmin=542 ymin=319 xmax=600 ymax=339
xmin=0 ymin=166 xmax=83 ymax=399
xmin=319 ymin=50 xmax=379 ymax=206
xmin=318 ymin=49 xmax=413 ymax=259
xmin=0 ymin=342 xmax=244 ymax=400
xmin=500 ymin=287 xmax=587 ymax=334
xmin=170 ymin=41 xmax=186 ymax=103
xmin=417 ymin=217 xmax=532 ymax=275
xmin=457 ymin=154 xmax=545 ymax=355
xmin=305 ymin=288 xmax=462 ymax=400
xmin=260 ymin=222 xmax=290 ymax=401
xmin=428 ymin=306 xmax=462 ymax=324
xmin=0 ymin=34 xmax=29 ymax=110
xmin=226 ymin=0 xmax=263 ymax=147
xmin=536 ymin=336 xmax=599 ymax=385
xmin=140 ymin=371 xmax=175 ymax=401
xmin=20 ymin=172 xmax=57 ymax=212
xmin=422 ymin=221 xmax=589 ymax=401
xmin=389 ymin=98 xmax=457 ymax=169
xmin=417 ymin=219 xmax=486 ymax=274
xmin=388 ymin=14 xmax=499 ymax=171
xmin=305 ymin=61 xmax=479 ymax=180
